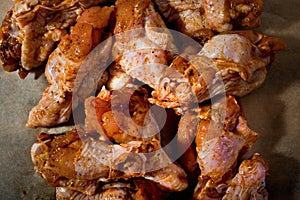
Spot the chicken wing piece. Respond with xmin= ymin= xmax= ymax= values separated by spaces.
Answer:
xmin=149 ymin=31 xmax=285 ymax=113
xmin=190 ymin=95 xmax=259 ymax=199
xmin=31 ymin=127 xmax=100 ymax=195
xmin=112 ymin=0 xmax=177 ymax=89
xmin=0 ymin=9 xmax=22 ymax=73
xmin=0 ymin=0 xmax=109 ymax=76
xmin=195 ymin=95 xmax=258 ymax=182
xmin=85 ymin=86 xmax=160 ymax=143
xmin=31 ymin=128 xmax=188 ymax=193
xmin=153 ymin=0 xmax=263 ymax=42
xmin=75 ymin=137 xmax=188 ymax=191
xmin=26 ymin=6 xmax=114 ymax=128
xmin=56 ymin=186 xmax=134 ymax=200
xmin=144 ymin=160 xmax=189 ymax=192
xmin=193 ymin=154 xmax=269 ymax=200
xmin=222 ymin=153 xmax=269 ymax=200
xmin=56 ymin=179 xmax=169 ymax=200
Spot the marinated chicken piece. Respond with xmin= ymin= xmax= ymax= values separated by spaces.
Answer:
xmin=75 ymin=137 xmax=188 ymax=191
xmin=56 ymin=179 xmax=169 ymax=200
xmin=149 ymin=31 xmax=286 ymax=113
xmin=194 ymin=173 xmax=237 ymax=200
xmin=222 ymin=153 xmax=269 ymax=200
xmin=144 ymin=160 xmax=189 ymax=192
xmin=74 ymin=138 xmax=153 ymax=181
xmin=112 ymin=0 xmax=177 ymax=89
xmin=71 ymin=36 xmax=112 ymax=108
xmin=31 ymin=128 xmax=100 ymax=195
xmin=191 ymin=96 xmax=258 ymax=199
xmin=85 ymin=86 xmax=160 ymax=143
xmin=117 ymin=37 xmax=169 ymax=89
xmin=203 ymin=0 xmax=264 ymax=31
xmin=153 ymin=0 xmax=212 ymax=43
xmin=230 ymin=0 xmax=264 ymax=28
xmin=0 ymin=9 xmax=22 ymax=73
xmin=113 ymin=0 xmax=176 ymax=49
xmin=26 ymin=6 xmax=114 ymax=128
xmin=196 ymin=96 xmax=258 ymax=181
xmin=154 ymin=0 xmax=263 ymax=42
xmin=0 ymin=0 xmax=108 ymax=76
xmin=57 ymin=187 xmax=134 ymax=200
xmin=31 ymin=129 xmax=82 ymax=181
xmin=31 ymin=128 xmax=188 ymax=193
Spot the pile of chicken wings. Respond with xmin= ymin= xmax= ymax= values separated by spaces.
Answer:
xmin=0 ymin=0 xmax=286 ymax=199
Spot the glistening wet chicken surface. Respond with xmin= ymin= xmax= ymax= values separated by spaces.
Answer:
xmin=0 ymin=0 xmax=299 ymax=199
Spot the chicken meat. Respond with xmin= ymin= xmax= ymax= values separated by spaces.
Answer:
xmin=222 ymin=153 xmax=269 ymax=200
xmin=26 ymin=6 xmax=114 ymax=128
xmin=191 ymin=95 xmax=259 ymax=199
xmin=56 ymin=179 xmax=169 ymax=200
xmin=31 ymin=128 xmax=188 ymax=194
xmin=85 ymin=86 xmax=160 ymax=143
xmin=149 ymin=30 xmax=286 ymax=113
xmin=112 ymin=0 xmax=177 ymax=90
xmin=30 ymin=128 xmax=100 ymax=195
xmin=0 ymin=0 xmax=108 ymax=77
xmin=154 ymin=0 xmax=263 ymax=43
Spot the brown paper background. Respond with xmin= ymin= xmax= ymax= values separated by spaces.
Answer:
xmin=0 ymin=0 xmax=299 ymax=199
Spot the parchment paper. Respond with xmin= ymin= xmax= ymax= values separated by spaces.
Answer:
xmin=0 ymin=0 xmax=299 ymax=199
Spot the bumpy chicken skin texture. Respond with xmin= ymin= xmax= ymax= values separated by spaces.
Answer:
xmin=154 ymin=0 xmax=263 ymax=43
xmin=0 ymin=0 xmax=108 ymax=76
xmin=31 ymin=127 xmax=188 ymax=194
xmin=112 ymin=0 xmax=176 ymax=89
xmin=191 ymin=96 xmax=259 ymax=199
xmin=26 ymin=6 xmax=113 ymax=128
xmin=56 ymin=179 xmax=169 ymax=200
xmin=196 ymin=96 xmax=258 ymax=180
xmin=85 ymin=86 xmax=156 ymax=143
xmin=149 ymin=30 xmax=285 ymax=113
xmin=6 ymin=0 xmax=284 ymax=199
xmin=222 ymin=153 xmax=269 ymax=200
xmin=31 ymin=128 xmax=100 ymax=195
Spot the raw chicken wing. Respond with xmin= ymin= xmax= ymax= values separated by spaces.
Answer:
xmin=222 ymin=153 xmax=269 ymax=200
xmin=154 ymin=0 xmax=263 ymax=42
xmin=31 ymin=128 xmax=188 ymax=193
xmin=0 ymin=0 xmax=108 ymax=76
xmin=191 ymin=96 xmax=259 ymax=199
xmin=149 ymin=31 xmax=285 ymax=113
xmin=26 ymin=6 xmax=113 ymax=128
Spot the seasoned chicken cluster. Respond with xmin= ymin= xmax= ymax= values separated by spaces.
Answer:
xmin=0 ymin=0 xmax=286 ymax=199
xmin=149 ymin=30 xmax=285 ymax=113
xmin=153 ymin=0 xmax=264 ymax=43
xmin=0 ymin=0 xmax=108 ymax=77
xmin=26 ymin=6 xmax=113 ymax=128
xmin=31 ymin=127 xmax=188 ymax=195
xmin=85 ymin=86 xmax=160 ymax=143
